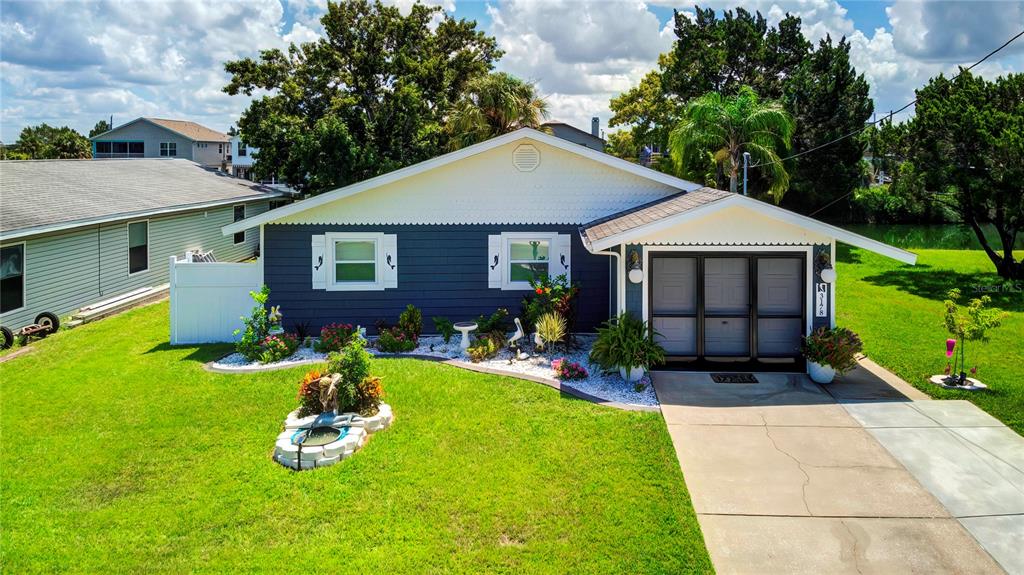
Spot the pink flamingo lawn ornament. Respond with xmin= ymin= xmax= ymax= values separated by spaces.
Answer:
xmin=946 ymin=339 xmax=956 ymax=358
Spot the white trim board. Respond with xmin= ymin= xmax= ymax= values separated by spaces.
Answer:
xmin=584 ymin=194 xmax=917 ymax=265
xmin=221 ymin=128 xmax=703 ymax=235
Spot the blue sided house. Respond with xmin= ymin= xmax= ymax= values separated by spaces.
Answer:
xmin=223 ymin=128 xmax=915 ymax=370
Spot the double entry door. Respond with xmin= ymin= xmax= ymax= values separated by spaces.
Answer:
xmin=649 ymin=253 xmax=806 ymax=365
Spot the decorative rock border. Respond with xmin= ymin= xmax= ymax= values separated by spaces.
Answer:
xmin=273 ymin=403 xmax=394 ymax=470
xmin=928 ymin=374 xmax=988 ymax=391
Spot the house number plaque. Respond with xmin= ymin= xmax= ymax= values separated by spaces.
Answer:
xmin=815 ymin=283 xmax=828 ymax=318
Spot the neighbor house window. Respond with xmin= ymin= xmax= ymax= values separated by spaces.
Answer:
xmin=233 ymin=205 xmax=245 ymax=245
xmin=128 ymin=221 xmax=148 ymax=274
xmin=218 ymin=143 xmax=224 ymax=154
xmin=0 ymin=244 xmax=25 ymax=314
xmin=508 ymin=237 xmax=550 ymax=284
xmin=238 ymin=143 xmax=247 ymax=157
xmin=160 ymin=142 xmax=177 ymax=157
xmin=95 ymin=141 xmax=143 ymax=158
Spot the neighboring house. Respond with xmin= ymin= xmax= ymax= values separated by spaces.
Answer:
xmin=542 ymin=117 xmax=605 ymax=151
xmin=223 ymin=128 xmax=914 ymax=370
xmin=0 ymin=159 xmax=284 ymax=333
xmin=90 ymin=118 xmax=230 ymax=168
xmin=228 ymin=135 xmax=255 ymax=180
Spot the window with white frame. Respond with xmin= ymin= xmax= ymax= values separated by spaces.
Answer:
xmin=160 ymin=142 xmax=177 ymax=157
xmin=324 ymin=232 xmax=388 ymax=291
xmin=127 ymin=221 xmax=149 ymax=274
xmin=238 ymin=142 xmax=247 ymax=157
xmin=0 ymin=243 xmax=25 ymax=313
xmin=492 ymin=232 xmax=569 ymax=290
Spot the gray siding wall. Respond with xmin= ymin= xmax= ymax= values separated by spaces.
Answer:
xmin=263 ymin=224 xmax=613 ymax=334
xmin=0 ymin=200 xmax=269 ymax=330
xmin=93 ymin=122 xmax=196 ymax=161
xmin=191 ymin=141 xmax=228 ymax=167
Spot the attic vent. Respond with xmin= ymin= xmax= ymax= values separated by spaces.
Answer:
xmin=513 ymin=144 xmax=540 ymax=172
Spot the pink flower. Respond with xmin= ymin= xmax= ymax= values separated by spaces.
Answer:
xmin=946 ymin=339 xmax=956 ymax=358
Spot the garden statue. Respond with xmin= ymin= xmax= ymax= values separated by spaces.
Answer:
xmin=319 ymin=373 xmax=342 ymax=413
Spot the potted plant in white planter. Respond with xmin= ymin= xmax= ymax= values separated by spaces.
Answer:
xmin=589 ymin=312 xmax=666 ymax=383
xmin=802 ymin=326 xmax=863 ymax=384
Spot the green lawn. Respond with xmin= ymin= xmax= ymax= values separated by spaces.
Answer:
xmin=0 ymin=301 xmax=712 ymax=574
xmin=837 ymin=246 xmax=1024 ymax=434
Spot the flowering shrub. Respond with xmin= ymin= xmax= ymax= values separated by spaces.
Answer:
xmin=258 ymin=332 xmax=299 ymax=364
xmin=801 ymin=327 xmax=863 ymax=374
xmin=356 ymin=376 xmax=384 ymax=416
xmin=315 ymin=323 xmax=357 ymax=353
xmin=234 ymin=285 xmax=271 ymax=361
xmin=376 ymin=327 xmax=417 ymax=353
xmin=297 ymin=369 xmax=326 ymax=417
xmin=522 ymin=274 xmax=579 ymax=330
xmin=552 ymin=358 xmax=588 ymax=380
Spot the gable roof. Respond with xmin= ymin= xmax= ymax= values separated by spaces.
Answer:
xmin=1 ymin=159 xmax=283 ymax=240
xmin=579 ymin=188 xmax=917 ymax=264
xmin=90 ymin=117 xmax=229 ymax=142
xmin=222 ymin=127 xmax=702 ymax=235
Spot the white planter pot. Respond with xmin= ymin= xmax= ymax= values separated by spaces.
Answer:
xmin=619 ymin=366 xmax=646 ymax=382
xmin=807 ymin=361 xmax=836 ymax=384
xmin=269 ymin=325 xmax=284 ymax=336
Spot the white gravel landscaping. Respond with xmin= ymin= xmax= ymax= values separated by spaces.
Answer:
xmin=209 ymin=335 xmax=659 ymax=408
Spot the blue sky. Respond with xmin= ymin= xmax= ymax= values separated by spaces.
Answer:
xmin=2 ymin=0 xmax=1021 ymax=143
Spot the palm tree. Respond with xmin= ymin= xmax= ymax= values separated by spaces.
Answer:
xmin=447 ymin=72 xmax=549 ymax=150
xmin=669 ymin=86 xmax=794 ymax=203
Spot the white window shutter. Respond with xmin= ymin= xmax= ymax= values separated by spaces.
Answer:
xmin=382 ymin=234 xmax=398 ymax=288
xmin=488 ymin=234 xmax=502 ymax=288
xmin=554 ymin=234 xmax=572 ymax=282
xmin=311 ymin=234 xmax=326 ymax=289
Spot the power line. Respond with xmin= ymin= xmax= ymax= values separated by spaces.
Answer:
xmin=751 ymin=27 xmax=1024 ymax=170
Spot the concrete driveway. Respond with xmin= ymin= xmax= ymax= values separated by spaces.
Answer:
xmin=654 ymin=364 xmax=1010 ymax=574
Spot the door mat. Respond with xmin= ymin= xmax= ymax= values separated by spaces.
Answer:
xmin=711 ymin=373 xmax=758 ymax=384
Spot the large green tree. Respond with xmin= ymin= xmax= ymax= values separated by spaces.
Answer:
xmin=446 ymin=72 xmax=548 ymax=150
xmin=669 ymin=86 xmax=794 ymax=202
xmin=610 ymin=6 xmax=870 ymax=213
xmin=223 ymin=0 xmax=500 ymax=194
xmin=781 ymin=36 xmax=873 ymax=217
xmin=910 ymin=70 xmax=1023 ymax=279
xmin=8 ymin=124 xmax=91 ymax=159
xmin=89 ymin=120 xmax=111 ymax=138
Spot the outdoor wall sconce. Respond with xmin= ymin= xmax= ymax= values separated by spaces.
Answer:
xmin=815 ymin=252 xmax=837 ymax=284
xmin=628 ymin=250 xmax=644 ymax=284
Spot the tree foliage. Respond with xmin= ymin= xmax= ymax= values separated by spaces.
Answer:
xmin=4 ymin=124 xmax=91 ymax=159
xmin=447 ymin=72 xmax=548 ymax=150
xmin=223 ymin=0 xmax=500 ymax=194
xmin=909 ymin=70 xmax=1023 ymax=279
xmin=669 ymin=86 xmax=794 ymax=202
xmin=89 ymin=120 xmax=111 ymax=138
xmin=610 ymin=6 xmax=871 ymax=210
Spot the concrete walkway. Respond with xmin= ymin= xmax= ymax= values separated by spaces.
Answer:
xmin=654 ymin=365 xmax=1011 ymax=574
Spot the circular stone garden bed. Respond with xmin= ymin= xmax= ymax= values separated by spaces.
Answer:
xmin=274 ymin=404 xmax=394 ymax=470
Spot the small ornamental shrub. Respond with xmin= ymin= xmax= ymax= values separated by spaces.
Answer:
xmin=475 ymin=308 xmax=509 ymax=333
xmin=467 ymin=334 xmax=502 ymax=363
xmin=941 ymin=288 xmax=1006 ymax=383
xmin=535 ymin=312 xmax=567 ymax=352
xmin=397 ymin=304 xmax=423 ymax=338
xmin=297 ymin=369 xmax=326 ymax=417
xmin=356 ymin=376 xmax=384 ymax=416
xmin=258 ymin=332 xmax=299 ymax=364
xmin=315 ymin=323 xmax=356 ymax=353
xmin=377 ymin=327 xmax=418 ymax=353
xmin=234 ymin=285 xmax=272 ymax=361
xmin=433 ymin=316 xmax=456 ymax=344
xmin=590 ymin=312 xmax=666 ymax=379
xmin=326 ymin=337 xmax=373 ymax=412
xmin=552 ymin=358 xmax=588 ymax=380
xmin=801 ymin=327 xmax=863 ymax=374
xmin=523 ymin=274 xmax=579 ymax=330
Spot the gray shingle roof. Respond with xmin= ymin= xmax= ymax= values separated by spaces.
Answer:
xmin=0 ymin=158 xmax=283 ymax=237
xmin=579 ymin=186 xmax=732 ymax=248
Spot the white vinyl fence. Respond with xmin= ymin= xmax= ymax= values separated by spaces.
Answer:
xmin=169 ymin=256 xmax=261 ymax=345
